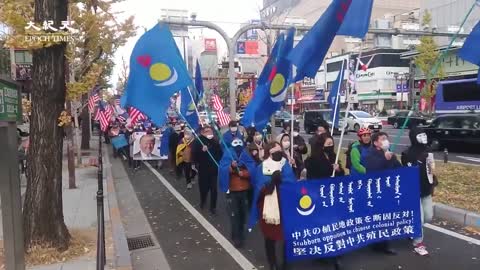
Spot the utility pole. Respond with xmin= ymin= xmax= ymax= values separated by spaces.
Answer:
xmin=409 ymin=59 xmax=415 ymax=108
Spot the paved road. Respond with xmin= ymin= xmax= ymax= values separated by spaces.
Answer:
xmin=274 ymin=126 xmax=480 ymax=166
xmin=122 ymin=160 xmax=480 ymax=270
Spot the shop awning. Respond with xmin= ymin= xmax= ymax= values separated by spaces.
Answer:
xmin=298 ymin=95 xmax=315 ymax=103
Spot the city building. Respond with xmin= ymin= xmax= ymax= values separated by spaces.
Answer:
xmin=323 ymin=49 xmax=411 ymax=112
xmin=400 ymin=45 xmax=479 ymax=107
xmin=420 ymin=0 xmax=480 ymax=47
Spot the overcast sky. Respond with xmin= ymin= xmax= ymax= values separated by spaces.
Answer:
xmin=110 ymin=0 xmax=263 ymax=89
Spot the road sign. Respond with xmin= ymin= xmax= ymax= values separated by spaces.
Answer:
xmin=0 ymin=81 xmax=21 ymax=122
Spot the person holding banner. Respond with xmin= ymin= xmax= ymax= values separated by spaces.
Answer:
xmin=364 ymin=131 xmax=401 ymax=255
xmin=304 ymin=134 xmax=345 ymax=179
xmin=308 ymin=119 xmax=330 ymax=147
xmin=253 ymin=141 xmax=296 ymax=270
xmin=192 ymin=126 xmax=223 ymax=214
xmin=401 ymin=128 xmax=438 ymax=256
xmin=346 ymin=127 xmax=372 ymax=175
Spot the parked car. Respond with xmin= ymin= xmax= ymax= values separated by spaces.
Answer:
xmin=387 ymin=111 xmax=430 ymax=129
xmin=273 ymin=111 xmax=300 ymax=129
xmin=345 ymin=110 xmax=382 ymax=132
xmin=304 ymin=110 xmax=347 ymax=135
xmin=422 ymin=113 xmax=480 ymax=151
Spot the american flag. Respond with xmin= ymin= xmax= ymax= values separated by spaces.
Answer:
xmin=117 ymin=113 xmax=127 ymax=122
xmin=95 ymin=104 xmax=110 ymax=131
xmin=114 ymin=97 xmax=121 ymax=106
xmin=87 ymin=86 xmax=101 ymax=113
xmin=105 ymin=104 xmax=114 ymax=122
xmin=128 ymin=107 xmax=146 ymax=126
xmin=212 ymin=94 xmax=230 ymax=126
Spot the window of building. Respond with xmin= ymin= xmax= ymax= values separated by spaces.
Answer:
xmin=14 ymin=50 xmax=32 ymax=64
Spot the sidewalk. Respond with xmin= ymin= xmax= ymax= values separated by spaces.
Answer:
xmin=0 ymin=138 xmax=129 ymax=270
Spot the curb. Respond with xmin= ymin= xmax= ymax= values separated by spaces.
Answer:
xmin=433 ymin=202 xmax=480 ymax=229
xmin=104 ymin=144 xmax=133 ymax=270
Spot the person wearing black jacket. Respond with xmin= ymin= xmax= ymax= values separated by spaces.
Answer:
xmin=304 ymin=133 xmax=344 ymax=270
xmin=363 ymin=131 xmax=401 ymax=255
xmin=169 ymin=125 xmax=182 ymax=176
xmin=305 ymin=133 xmax=345 ymax=179
xmin=401 ymin=127 xmax=436 ymax=256
xmin=192 ymin=126 xmax=223 ymax=215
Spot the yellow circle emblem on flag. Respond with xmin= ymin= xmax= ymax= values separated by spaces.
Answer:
xmin=270 ymin=74 xmax=285 ymax=96
xmin=299 ymin=195 xmax=312 ymax=209
xmin=150 ymin=63 xmax=172 ymax=81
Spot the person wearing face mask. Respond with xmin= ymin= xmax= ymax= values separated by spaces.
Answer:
xmin=401 ymin=128 xmax=438 ymax=256
xmin=223 ymin=120 xmax=244 ymax=148
xmin=304 ymin=134 xmax=344 ymax=180
xmin=363 ymin=131 xmax=401 ymax=255
xmin=252 ymin=131 xmax=266 ymax=160
xmin=192 ymin=126 xmax=223 ymax=214
xmin=277 ymin=133 xmax=304 ymax=179
xmin=176 ymin=129 xmax=195 ymax=189
xmin=291 ymin=127 xmax=307 ymax=178
xmin=247 ymin=142 xmax=296 ymax=270
xmin=346 ymin=127 xmax=372 ymax=175
xmin=218 ymin=138 xmax=257 ymax=248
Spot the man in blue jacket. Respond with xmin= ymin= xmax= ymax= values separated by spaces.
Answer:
xmin=363 ymin=131 xmax=401 ymax=255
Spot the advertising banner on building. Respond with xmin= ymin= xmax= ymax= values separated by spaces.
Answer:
xmin=245 ymin=40 xmax=259 ymax=55
xmin=204 ymin=38 xmax=217 ymax=52
xmin=237 ymin=41 xmax=246 ymax=54
xmin=15 ymin=64 xmax=32 ymax=81
xmin=280 ymin=167 xmax=422 ymax=262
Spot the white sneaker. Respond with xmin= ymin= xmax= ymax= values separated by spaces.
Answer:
xmin=414 ymin=243 xmax=429 ymax=256
xmin=187 ymin=183 xmax=193 ymax=189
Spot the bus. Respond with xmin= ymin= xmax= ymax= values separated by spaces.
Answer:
xmin=435 ymin=78 xmax=480 ymax=114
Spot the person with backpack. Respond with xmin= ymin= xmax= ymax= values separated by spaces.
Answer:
xmin=346 ymin=127 xmax=372 ymax=175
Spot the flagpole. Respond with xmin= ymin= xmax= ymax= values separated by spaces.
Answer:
xmin=177 ymin=111 xmax=220 ymax=168
xmin=89 ymin=111 xmax=93 ymax=138
xmin=185 ymin=86 xmax=204 ymax=128
xmin=290 ymin=85 xmax=294 ymax=158
xmin=332 ymin=44 xmax=364 ymax=177
xmin=331 ymin=59 xmax=345 ymax=137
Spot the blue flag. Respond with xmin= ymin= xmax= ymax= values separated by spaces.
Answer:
xmin=195 ymin=60 xmax=204 ymax=98
xmin=240 ymin=28 xmax=295 ymax=131
xmin=280 ymin=167 xmax=422 ymax=262
xmin=180 ymin=87 xmax=200 ymax=130
xmin=458 ymin=21 xmax=480 ymax=84
xmin=329 ymin=60 xmax=346 ymax=128
xmin=121 ymin=24 xmax=193 ymax=126
xmin=257 ymin=33 xmax=284 ymax=86
xmin=337 ymin=0 xmax=373 ymax=38
xmin=288 ymin=0 xmax=353 ymax=81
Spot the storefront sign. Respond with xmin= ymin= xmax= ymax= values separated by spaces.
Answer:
xmin=0 ymin=81 xmax=21 ymax=122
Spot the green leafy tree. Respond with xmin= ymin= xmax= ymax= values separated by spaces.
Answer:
xmin=414 ymin=10 xmax=445 ymax=113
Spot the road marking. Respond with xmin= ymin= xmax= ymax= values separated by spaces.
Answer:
xmin=425 ymin=223 xmax=480 ymax=246
xmin=144 ymin=162 xmax=257 ymax=270
xmin=456 ymin=155 xmax=480 ymax=163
